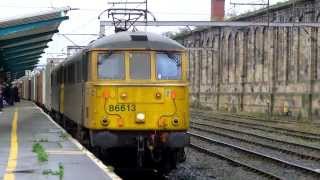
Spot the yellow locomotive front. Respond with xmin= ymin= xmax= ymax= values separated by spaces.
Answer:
xmin=86 ymin=51 xmax=189 ymax=130
xmin=84 ymin=32 xmax=189 ymax=171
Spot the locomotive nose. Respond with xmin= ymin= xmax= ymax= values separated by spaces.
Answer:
xmin=94 ymin=85 xmax=188 ymax=130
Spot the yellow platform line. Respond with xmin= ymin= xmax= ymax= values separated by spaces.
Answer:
xmin=3 ymin=109 xmax=18 ymax=180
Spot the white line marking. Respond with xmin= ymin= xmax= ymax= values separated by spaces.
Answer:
xmin=47 ymin=150 xmax=85 ymax=155
xmin=34 ymin=104 xmax=121 ymax=180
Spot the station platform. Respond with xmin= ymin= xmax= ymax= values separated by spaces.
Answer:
xmin=0 ymin=101 xmax=120 ymax=180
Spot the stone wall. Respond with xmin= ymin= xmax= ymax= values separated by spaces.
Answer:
xmin=181 ymin=25 xmax=320 ymax=121
xmin=233 ymin=0 xmax=320 ymax=23
xmin=177 ymin=0 xmax=320 ymax=121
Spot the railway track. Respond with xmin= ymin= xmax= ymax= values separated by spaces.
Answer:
xmin=199 ymin=111 xmax=303 ymax=124
xmin=191 ymin=113 xmax=320 ymax=141
xmin=188 ymin=132 xmax=320 ymax=180
xmin=190 ymin=123 xmax=320 ymax=171
xmin=190 ymin=121 xmax=320 ymax=159
xmin=208 ymin=111 xmax=320 ymax=127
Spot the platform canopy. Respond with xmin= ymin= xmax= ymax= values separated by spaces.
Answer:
xmin=0 ymin=7 xmax=70 ymax=80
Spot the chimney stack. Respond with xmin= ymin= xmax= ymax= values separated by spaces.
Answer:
xmin=211 ymin=0 xmax=225 ymax=21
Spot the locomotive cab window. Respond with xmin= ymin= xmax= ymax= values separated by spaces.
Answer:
xmin=129 ymin=52 xmax=151 ymax=80
xmin=156 ymin=52 xmax=182 ymax=80
xmin=98 ymin=52 xmax=125 ymax=80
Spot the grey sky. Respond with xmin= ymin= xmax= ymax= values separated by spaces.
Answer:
xmin=0 ymin=0 xmax=285 ymax=65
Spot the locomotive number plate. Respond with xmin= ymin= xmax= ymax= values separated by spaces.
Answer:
xmin=108 ymin=104 xmax=136 ymax=112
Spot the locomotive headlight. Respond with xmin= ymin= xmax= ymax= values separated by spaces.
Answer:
xmin=136 ymin=113 xmax=145 ymax=123
xmin=155 ymin=92 xmax=162 ymax=99
xmin=172 ymin=117 xmax=179 ymax=126
xmin=120 ymin=92 xmax=127 ymax=99
xmin=101 ymin=117 xmax=109 ymax=126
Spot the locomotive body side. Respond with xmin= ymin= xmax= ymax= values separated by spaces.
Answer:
xmin=62 ymin=53 xmax=86 ymax=125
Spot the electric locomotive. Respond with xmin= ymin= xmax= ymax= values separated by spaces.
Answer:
xmin=51 ymin=31 xmax=189 ymax=172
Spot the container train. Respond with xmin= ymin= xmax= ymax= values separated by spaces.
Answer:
xmin=18 ymin=31 xmax=190 ymax=173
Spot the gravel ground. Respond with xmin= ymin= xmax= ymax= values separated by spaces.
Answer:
xmin=167 ymin=114 xmax=320 ymax=180
xmin=168 ymin=147 xmax=270 ymax=180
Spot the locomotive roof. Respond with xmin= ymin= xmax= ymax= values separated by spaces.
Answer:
xmin=88 ymin=31 xmax=185 ymax=51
